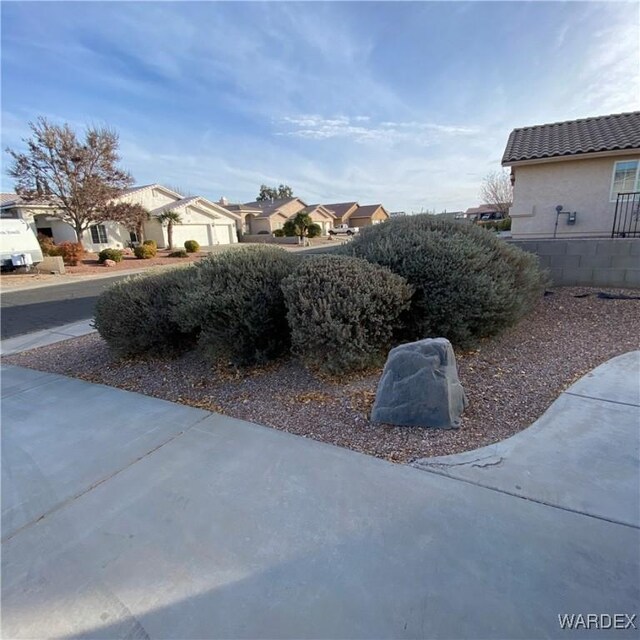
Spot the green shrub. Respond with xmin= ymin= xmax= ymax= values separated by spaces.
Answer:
xmin=273 ymin=229 xmax=285 ymax=238
xmin=307 ymin=223 xmax=322 ymax=238
xmin=98 ymin=248 xmax=124 ymax=264
xmin=94 ymin=267 xmax=198 ymax=358
xmin=339 ymin=214 xmax=547 ymax=347
xmin=282 ymin=256 xmax=413 ymax=375
xmin=169 ymin=249 xmax=188 ymax=258
xmin=134 ymin=244 xmax=157 ymax=259
xmin=184 ymin=240 xmax=200 ymax=253
xmin=143 ymin=239 xmax=157 ymax=249
xmin=172 ymin=246 xmax=296 ymax=366
xmin=282 ymin=221 xmax=297 ymax=237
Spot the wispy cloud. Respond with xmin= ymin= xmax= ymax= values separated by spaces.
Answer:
xmin=278 ymin=115 xmax=479 ymax=145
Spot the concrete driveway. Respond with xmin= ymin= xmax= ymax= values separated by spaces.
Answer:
xmin=2 ymin=354 xmax=639 ymax=639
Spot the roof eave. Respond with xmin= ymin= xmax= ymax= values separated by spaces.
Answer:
xmin=503 ymin=147 xmax=640 ymax=167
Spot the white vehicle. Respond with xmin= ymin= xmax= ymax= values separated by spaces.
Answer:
xmin=328 ymin=224 xmax=360 ymax=236
xmin=0 ymin=215 xmax=43 ymax=270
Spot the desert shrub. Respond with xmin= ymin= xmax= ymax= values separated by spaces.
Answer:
xmin=37 ymin=234 xmax=58 ymax=257
xmin=339 ymin=214 xmax=547 ymax=347
xmin=56 ymin=242 xmax=84 ymax=266
xmin=282 ymin=221 xmax=297 ymax=237
xmin=134 ymin=244 xmax=157 ymax=259
xmin=307 ymin=223 xmax=322 ymax=238
xmin=98 ymin=248 xmax=124 ymax=264
xmin=282 ymin=256 xmax=413 ymax=375
xmin=273 ymin=229 xmax=285 ymax=238
xmin=143 ymin=239 xmax=157 ymax=249
xmin=94 ymin=267 xmax=198 ymax=358
xmin=169 ymin=249 xmax=188 ymax=258
xmin=184 ymin=240 xmax=200 ymax=253
xmin=172 ymin=246 xmax=296 ymax=366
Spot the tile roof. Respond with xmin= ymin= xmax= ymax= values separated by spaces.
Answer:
xmin=502 ymin=111 xmax=640 ymax=164
xmin=300 ymin=205 xmax=336 ymax=217
xmin=151 ymin=196 xmax=200 ymax=215
xmin=323 ymin=202 xmax=358 ymax=218
xmin=349 ymin=204 xmax=385 ymax=218
xmin=0 ymin=193 xmax=19 ymax=207
xmin=465 ymin=204 xmax=503 ymax=215
xmin=240 ymin=198 xmax=305 ymax=218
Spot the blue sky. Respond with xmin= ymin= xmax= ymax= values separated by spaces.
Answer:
xmin=1 ymin=1 xmax=639 ymax=212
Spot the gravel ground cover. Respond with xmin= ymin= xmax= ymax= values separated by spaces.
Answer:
xmin=5 ymin=286 xmax=639 ymax=463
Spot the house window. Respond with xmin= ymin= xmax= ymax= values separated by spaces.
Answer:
xmin=90 ymin=224 xmax=108 ymax=244
xmin=610 ymin=160 xmax=640 ymax=200
xmin=129 ymin=230 xmax=140 ymax=243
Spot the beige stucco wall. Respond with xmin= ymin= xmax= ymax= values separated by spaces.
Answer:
xmin=510 ymin=153 xmax=639 ymax=239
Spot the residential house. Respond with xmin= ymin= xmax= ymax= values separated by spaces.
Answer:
xmin=223 ymin=198 xmax=308 ymax=235
xmin=297 ymin=205 xmax=337 ymax=235
xmin=118 ymin=184 xmax=239 ymax=247
xmin=344 ymin=204 xmax=390 ymax=228
xmin=502 ymin=111 xmax=640 ymax=239
xmin=0 ymin=184 xmax=240 ymax=250
xmin=322 ymin=202 xmax=360 ymax=226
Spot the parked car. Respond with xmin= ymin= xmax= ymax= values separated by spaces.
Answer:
xmin=328 ymin=224 xmax=360 ymax=236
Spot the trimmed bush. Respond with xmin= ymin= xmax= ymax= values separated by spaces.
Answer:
xmin=94 ymin=267 xmax=198 ymax=358
xmin=339 ymin=214 xmax=547 ymax=347
xmin=172 ymin=246 xmax=296 ymax=366
xmin=169 ymin=249 xmax=188 ymax=258
xmin=37 ymin=234 xmax=57 ymax=257
xmin=273 ymin=229 xmax=285 ymax=238
xmin=143 ymin=239 xmax=157 ymax=249
xmin=184 ymin=240 xmax=200 ymax=253
xmin=134 ymin=244 xmax=157 ymax=259
xmin=307 ymin=223 xmax=322 ymax=238
xmin=56 ymin=242 xmax=84 ymax=266
xmin=282 ymin=255 xmax=413 ymax=375
xmin=98 ymin=248 xmax=124 ymax=264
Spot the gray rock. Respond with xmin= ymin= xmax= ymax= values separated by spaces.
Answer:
xmin=371 ymin=337 xmax=467 ymax=429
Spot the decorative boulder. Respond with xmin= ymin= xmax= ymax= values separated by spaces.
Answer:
xmin=104 ymin=259 xmax=116 ymax=267
xmin=371 ymin=337 xmax=467 ymax=429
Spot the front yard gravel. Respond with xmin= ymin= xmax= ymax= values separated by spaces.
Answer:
xmin=5 ymin=286 xmax=639 ymax=463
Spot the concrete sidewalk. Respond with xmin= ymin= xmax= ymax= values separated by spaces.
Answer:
xmin=1 ymin=356 xmax=639 ymax=639
xmin=0 ymin=318 xmax=96 ymax=355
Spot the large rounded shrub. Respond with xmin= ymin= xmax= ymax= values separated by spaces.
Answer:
xmin=184 ymin=240 xmax=200 ymax=253
xmin=172 ymin=246 xmax=296 ymax=366
xmin=98 ymin=248 xmax=124 ymax=264
xmin=282 ymin=255 xmax=413 ymax=375
xmin=134 ymin=244 xmax=157 ymax=259
xmin=339 ymin=215 xmax=547 ymax=347
xmin=94 ymin=267 xmax=197 ymax=357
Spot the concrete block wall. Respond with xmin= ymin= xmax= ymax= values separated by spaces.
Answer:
xmin=240 ymin=235 xmax=299 ymax=245
xmin=509 ymin=239 xmax=639 ymax=288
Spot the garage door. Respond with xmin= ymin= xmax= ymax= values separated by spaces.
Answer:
xmin=171 ymin=224 xmax=211 ymax=248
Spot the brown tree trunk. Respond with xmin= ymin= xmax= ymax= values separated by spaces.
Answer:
xmin=168 ymin=222 xmax=173 ymax=250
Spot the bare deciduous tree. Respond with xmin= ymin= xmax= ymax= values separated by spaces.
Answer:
xmin=99 ymin=201 xmax=150 ymax=243
xmin=480 ymin=170 xmax=513 ymax=216
xmin=6 ymin=117 xmax=134 ymax=246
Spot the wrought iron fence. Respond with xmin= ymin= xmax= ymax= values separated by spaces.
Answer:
xmin=612 ymin=192 xmax=640 ymax=238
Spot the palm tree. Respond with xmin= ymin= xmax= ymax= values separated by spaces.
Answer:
xmin=157 ymin=210 xmax=183 ymax=250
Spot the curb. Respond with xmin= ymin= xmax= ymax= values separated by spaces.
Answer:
xmin=0 ymin=320 xmax=97 ymax=356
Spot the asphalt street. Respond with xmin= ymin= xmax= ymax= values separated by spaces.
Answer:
xmin=0 ymin=275 xmax=130 ymax=339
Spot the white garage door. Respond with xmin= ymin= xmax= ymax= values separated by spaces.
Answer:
xmin=171 ymin=224 xmax=211 ymax=248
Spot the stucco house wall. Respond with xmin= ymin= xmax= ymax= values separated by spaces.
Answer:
xmin=509 ymin=153 xmax=639 ymax=239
